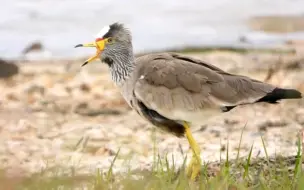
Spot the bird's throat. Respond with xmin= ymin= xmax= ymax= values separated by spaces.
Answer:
xmin=108 ymin=55 xmax=135 ymax=85
xmin=102 ymin=57 xmax=114 ymax=67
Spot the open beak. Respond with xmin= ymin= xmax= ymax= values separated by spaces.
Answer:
xmin=74 ymin=39 xmax=106 ymax=67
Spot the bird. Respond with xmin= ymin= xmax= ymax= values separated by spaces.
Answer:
xmin=75 ymin=22 xmax=302 ymax=180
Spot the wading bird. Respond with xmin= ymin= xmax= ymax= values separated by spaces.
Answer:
xmin=75 ymin=23 xmax=302 ymax=180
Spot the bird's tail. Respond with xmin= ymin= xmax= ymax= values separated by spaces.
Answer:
xmin=257 ymin=88 xmax=302 ymax=104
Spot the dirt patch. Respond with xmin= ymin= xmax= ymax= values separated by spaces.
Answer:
xmin=0 ymin=49 xmax=303 ymax=177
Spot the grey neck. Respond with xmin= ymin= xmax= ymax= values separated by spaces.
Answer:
xmin=107 ymin=51 xmax=135 ymax=85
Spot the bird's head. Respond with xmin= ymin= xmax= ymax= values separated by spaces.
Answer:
xmin=75 ymin=22 xmax=132 ymax=67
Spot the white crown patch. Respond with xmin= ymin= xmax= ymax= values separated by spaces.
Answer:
xmin=95 ymin=25 xmax=110 ymax=38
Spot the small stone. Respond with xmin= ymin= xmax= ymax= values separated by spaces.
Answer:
xmin=112 ymin=125 xmax=133 ymax=137
xmin=6 ymin=141 xmax=22 ymax=152
xmin=9 ymin=119 xmax=32 ymax=133
xmin=52 ymin=138 xmax=64 ymax=150
xmin=94 ymin=146 xmax=116 ymax=156
xmin=25 ymin=84 xmax=45 ymax=95
xmin=206 ymin=144 xmax=221 ymax=151
xmin=207 ymin=125 xmax=225 ymax=137
xmin=295 ymin=109 xmax=304 ymax=124
xmin=48 ymin=84 xmax=69 ymax=97
xmin=74 ymin=102 xmax=122 ymax=116
xmin=26 ymin=95 xmax=37 ymax=104
xmin=85 ymin=128 xmax=106 ymax=141
xmin=119 ymin=147 xmax=132 ymax=157
xmin=75 ymin=102 xmax=88 ymax=110
xmin=0 ymin=59 xmax=19 ymax=78
xmin=6 ymin=93 xmax=19 ymax=101
xmin=15 ymin=150 xmax=29 ymax=161
xmin=258 ymin=118 xmax=288 ymax=131
xmin=79 ymin=83 xmax=91 ymax=92
xmin=10 ymin=135 xmax=26 ymax=141
xmin=224 ymin=118 xmax=239 ymax=125
xmin=220 ymin=144 xmax=226 ymax=152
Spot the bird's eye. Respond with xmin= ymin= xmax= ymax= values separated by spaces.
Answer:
xmin=107 ymin=38 xmax=113 ymax=43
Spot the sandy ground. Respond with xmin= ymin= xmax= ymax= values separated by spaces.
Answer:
xmin=0 ymin=49 xmax=304 ymax=178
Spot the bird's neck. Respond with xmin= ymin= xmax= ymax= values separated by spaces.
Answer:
xmin=107 ymin=52 xmax=135 ymax=85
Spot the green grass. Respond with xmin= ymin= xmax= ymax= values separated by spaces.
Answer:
xmin=1 ymin=133 xmax=304 ymax=190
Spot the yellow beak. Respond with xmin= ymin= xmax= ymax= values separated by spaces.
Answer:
xmin=74 ymin=39 xmax=106 ymax=67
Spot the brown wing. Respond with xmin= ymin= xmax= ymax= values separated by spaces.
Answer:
xmin=133 ymin=53 xmax=275 ymax=119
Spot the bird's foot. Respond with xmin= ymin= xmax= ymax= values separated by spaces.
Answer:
xmin=186 ymin=154 xmax=202 ymax=180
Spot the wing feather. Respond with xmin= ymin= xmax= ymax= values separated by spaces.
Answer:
xmin=133 ymin=53 xmax=275 ymax=121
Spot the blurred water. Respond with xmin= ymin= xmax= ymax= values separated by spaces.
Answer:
xmin=1 ymin=0 xmax=304 ymax=59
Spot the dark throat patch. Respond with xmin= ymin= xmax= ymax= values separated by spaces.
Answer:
xmin=102 ymin=57 xmax=114 ymax=67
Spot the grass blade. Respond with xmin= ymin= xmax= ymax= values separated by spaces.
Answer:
xmin=293 ymin=132 xmax=302 ymax=181
xmin=243 ymin=143 xmax=254 ymax=179
xmin=236 ymin=122 xmax=247 ymax=163
xmin=260 ymin=135 xmax=269 ymax=164
xmin=106 ymin=147 xmax=121 ymax=181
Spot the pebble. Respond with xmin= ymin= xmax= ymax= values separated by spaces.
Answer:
xmin=48 ymin=83 xmax=70 ymax=97
xmin=15 ymin=150 xmax=29 ymax=161
xmin=85 ymin=128 xmax=106 ymax=141
xmin=52 ymin=138 xmax=64 ymax=150
xmin=10 ymin=119 xmax=32 ymax=133
xmin=0 ymin=58 xmax=19 ymax=78
xmin=113 ymin=124 xmax=133 ymax=137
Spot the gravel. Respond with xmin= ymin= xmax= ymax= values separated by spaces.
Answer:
xmin=0 ymin=50 xmax=303 ymax=177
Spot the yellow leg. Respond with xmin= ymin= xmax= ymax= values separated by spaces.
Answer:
xmin=184 ymin=122 xmax=202 ymax=180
